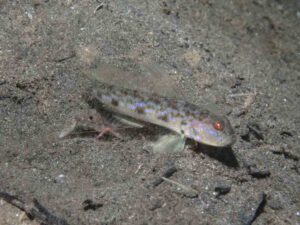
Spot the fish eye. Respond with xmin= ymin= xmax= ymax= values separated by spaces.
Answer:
xmin=213 ymin=121 xmax=224 ymax=131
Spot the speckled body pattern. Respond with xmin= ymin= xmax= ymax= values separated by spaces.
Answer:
xmin=93 ymin=83 xmax=235 ymax=147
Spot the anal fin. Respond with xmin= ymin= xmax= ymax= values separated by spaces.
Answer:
xmin=112 ymin=115 xmax=144 ymax=128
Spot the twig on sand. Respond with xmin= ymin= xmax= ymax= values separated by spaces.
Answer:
xmin=94 ymin=2 xmax=104 ymax=14
xmin=0 ymin=192 xmax=69 ymax=225
xmin=162 ymin=177 xmax=198 ymax=198
xmin=229 ymin=91 xmax=258 ymax=116
xmin=151 ymin=166 xmax=177 ymax=187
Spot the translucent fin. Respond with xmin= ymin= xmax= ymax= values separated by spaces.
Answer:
xmin=112 ymin=115 xmax=144 ymax=128
xmin=138 ymin=61 xmax=183 ymax=99
xmin=146 ymin=133 xmax=186 ymax=154
xmin=81 ymin=59 xmax=185 ymax=99
xmin=59 ymin=117 xmax=77 ymax=139
xmin=59 ymin=109 xmax=105 ymax=139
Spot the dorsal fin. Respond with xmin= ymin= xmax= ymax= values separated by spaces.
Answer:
xmin=81 ymin=58 xmax=185 ymax=100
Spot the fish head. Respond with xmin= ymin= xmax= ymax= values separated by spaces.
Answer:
xmin=181 ymin=114 xmax=235 ymax=147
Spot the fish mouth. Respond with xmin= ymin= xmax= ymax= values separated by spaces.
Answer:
xmin=198 ymin=135 xmax=235 ymax=147
xmin=219 ymin=135 xmax=236 ymax=147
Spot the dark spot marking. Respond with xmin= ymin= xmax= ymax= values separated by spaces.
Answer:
xmin=180 ymin=129 xmax=185 ymax=134
xmin=198 ymin=110 xmax=210 ymax=120
xmin=151 ymin=95 xmax=161 ymax=104
xmin=136 ymin=107 xmax=145 ymax=114
xmin=111 ymin=98 xmax=119 ymax=106
xmin=133 ymin=90 xmax=140 ymax=98
xmin=153 ymin=99 xmax=161 ymax=105
xmin=107 ymin=85 xmax=114 ymax=92
xmin=190 ymin=112 xmax=196 ymax=118
xmin=157 ymin=113 xmax=169 ymax=122
xmin=168 ymin=99 xmax=178 ymax=109
xmin=123 ymin=90 xmax=128 ymax=96
xmin=181 ymin=120 xmax=187 ymax=125
xmin=171 ymin=112 xmax=177 ymax=117
xmin=175 ymin=112 xmax=182 ymax=118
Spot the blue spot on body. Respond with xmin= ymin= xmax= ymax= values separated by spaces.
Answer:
xmin=157 ymin=111 xmax=167 ymax=117
xmin=207 ymin=129 xmax=218 ymax=137
xmin=195 ymin=136 xmax=201 ymax=142
xmin=135 ymin=102 xmax=146 ymax=108
xmin=127 ymin=104 xmax=136 ymax=110
xmin=102 ymin=95 xmax=112 ymax=102
xmin=207 ymin=129 xmax=223 ymax=142
xmin=145 ymin=108 xmax=154 ymax=114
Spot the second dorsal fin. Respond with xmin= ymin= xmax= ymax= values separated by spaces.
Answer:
xmin=82 ymin=59 xmax=185 ymax=100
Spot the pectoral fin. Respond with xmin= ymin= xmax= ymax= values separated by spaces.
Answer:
xmin=146 ymin=133 xmax=186 ymax=154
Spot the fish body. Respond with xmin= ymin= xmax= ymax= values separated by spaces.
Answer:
xmin=92 ymin=83 xmax=235 ymax=147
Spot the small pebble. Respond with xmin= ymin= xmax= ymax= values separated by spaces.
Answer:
xmin=82 ymin=199 xmax=103 ymax=211
xmin=214 ymin=183 xmax=231 ymax=197
xmin=248 ymin=166 xmax=271 ymax=179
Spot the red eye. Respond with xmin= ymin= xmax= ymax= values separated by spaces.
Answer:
xmin=213 ymin=121 xmax=224 ymax=131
